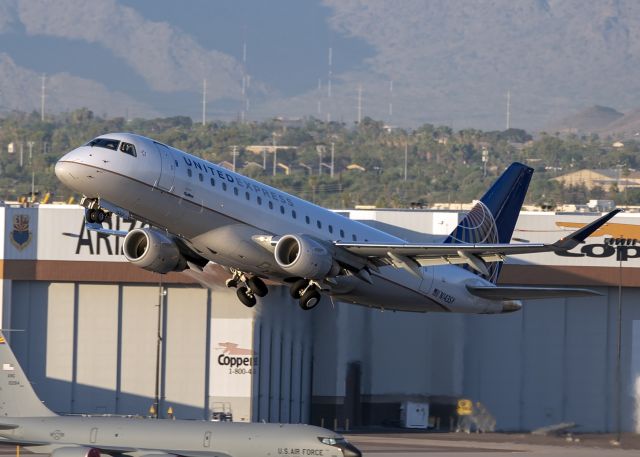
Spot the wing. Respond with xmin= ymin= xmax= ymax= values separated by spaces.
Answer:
xmin=336 ymin=209 xmax=621 ymax=277
xmin=467 ymin=286 xmax=602 ymax=300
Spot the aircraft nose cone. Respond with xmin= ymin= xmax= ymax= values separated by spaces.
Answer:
xmin=337 ymin=441 xmax=362 ymax=457
xmin=55 ymin=148 xmax=86 ymax=186
xmin=54 ymin=158 xmax=74 ymax=185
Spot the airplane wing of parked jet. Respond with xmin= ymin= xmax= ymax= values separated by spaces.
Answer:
xmin=56 ymin=134 xmax=621 ymax=314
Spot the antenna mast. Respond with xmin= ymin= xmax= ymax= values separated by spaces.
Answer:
xmin=202 ymin=79 xmax=207 ymax=126
xmin=506 ymin=89 xmax=511 ymax=130
xmin=357 ymin=84 xmax=362 ymax=124
xmin=40 ymin=74 xmax=46 ymax=121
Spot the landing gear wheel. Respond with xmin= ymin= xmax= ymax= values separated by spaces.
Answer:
xmin=236 ymin=287 xmax=257 ymax=308
xmin=290 ymin=279 xmax=308 ymax=299
xmin=247 ymin=276 xmax=268 ymax=297
xmin=299 ymin=289 xmax=321 ymax=310
xmin=86 ymin=209 xmax=106 ymax=224
xmin=226 ymin=278 xmax=239 ymax=288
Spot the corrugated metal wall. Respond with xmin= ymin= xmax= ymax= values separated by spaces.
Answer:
xmin=10 ymin=281 xmax=212 ymax=419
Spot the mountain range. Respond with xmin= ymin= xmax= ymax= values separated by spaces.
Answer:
xmin=1 ymin=0 xmax=640 ymax=130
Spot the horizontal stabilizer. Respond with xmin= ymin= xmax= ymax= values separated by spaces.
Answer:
xmin=467 ymin=285 xmax=602 ymax=300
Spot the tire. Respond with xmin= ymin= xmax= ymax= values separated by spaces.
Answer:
xmin=299 ymin=289 xmax=321 ymax=310
xmin=290 ymin=279 xmax=308 ymax=299
xmin=247 ymin=276 xmax=268 ymax=297
xmin=96 ymin=211 xmax=106 ymax=223
xmin=86 ymin=209 xmax=97 ymax=223
xmin=236 ymin=287 xmax=257 ymax=307
xmin=226 ymin=278 xmax=238 ymax=288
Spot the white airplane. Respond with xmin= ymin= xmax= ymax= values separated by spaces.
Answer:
xmin=55 ymin=133 xmax=619 ymax=314
xmin=0 ymin=331 xmax=361 ymax=457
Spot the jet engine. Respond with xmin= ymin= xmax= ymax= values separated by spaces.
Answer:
xmin=274 ymin=234 xmax=339 ymax=280
xmin=51 ymin=447 xmax=101 ymax=457
xmin=123 ymin=228 xmax=187 ymax=274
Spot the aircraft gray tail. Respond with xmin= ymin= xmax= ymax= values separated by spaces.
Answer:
xmin=0 ymin=332 xmax=56 ymax=417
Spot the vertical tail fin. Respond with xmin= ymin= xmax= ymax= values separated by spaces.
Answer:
xmin=0 ymin=332 xmax=56 ymax=417
xmin=445 ymin=162 xmax=533 ymax=282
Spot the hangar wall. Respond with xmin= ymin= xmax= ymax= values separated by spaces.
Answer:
xmin=2 ymin=203 xmax=640 ymax=432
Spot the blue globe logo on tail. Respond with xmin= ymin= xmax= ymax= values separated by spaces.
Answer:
xmin=447 ymin=201 xmax=500 ymax=282
xmin=445 ymin=163 xmax=533 ymax=283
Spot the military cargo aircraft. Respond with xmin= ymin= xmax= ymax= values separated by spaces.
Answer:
xmin=0 ymin=331 xmax=360 ymax=457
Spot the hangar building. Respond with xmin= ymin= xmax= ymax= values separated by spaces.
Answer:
xmin=2 ymin=203 xmax=640 ymax=433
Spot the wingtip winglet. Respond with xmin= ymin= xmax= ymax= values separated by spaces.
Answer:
xmin=553 ymin=208 xmax=622 ymax=250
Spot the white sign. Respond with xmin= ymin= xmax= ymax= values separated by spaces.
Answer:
xmin=209 ymin=318 xmax=256 ymax=398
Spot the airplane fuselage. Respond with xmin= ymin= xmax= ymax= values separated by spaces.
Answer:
xmin=55 ymin=133 xmax=509 ymax=313
xmin=0 ymin=416 xmax=353 ymax=457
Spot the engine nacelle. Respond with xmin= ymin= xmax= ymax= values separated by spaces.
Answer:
xmin=274 ymin=234 xmax=339 ymax=280
xmin=51 ymin=447 xmax=100 ymax=457
xmin=123 ymin=228 xmax=187 ymax=274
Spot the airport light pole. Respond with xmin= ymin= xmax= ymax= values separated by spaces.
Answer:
xmin=615 ymin=257 xmax=623 ymax=444
xmin=27 ymin=141 xmax=35 ymax=203
xmin=154 ymin=282 xmax=166 ymax=419
xmin=272 ymin=133 xmax=277 ymax=176
xmin=231 ymin=146 xmax=238 ymax=172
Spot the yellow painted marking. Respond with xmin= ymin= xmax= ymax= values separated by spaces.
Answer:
xmin=556 ymin=221 xmax=640 ymax=239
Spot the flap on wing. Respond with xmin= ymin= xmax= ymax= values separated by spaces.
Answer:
xmin=467 ymin=286 xmax=602 ymax=300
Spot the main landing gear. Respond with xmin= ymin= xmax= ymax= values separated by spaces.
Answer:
xmin=290 ymin=279 xmax=322 ymax=311
xmin=226 ymin=270 xmax=268 ymax=308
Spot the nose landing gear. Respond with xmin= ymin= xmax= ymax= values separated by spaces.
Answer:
xmin=81 ymin=197 xmax=111 ymax=225
xmin=226 ymin=269 xmax=269 ymax=308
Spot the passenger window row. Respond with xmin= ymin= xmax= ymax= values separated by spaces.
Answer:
xmin=185 ymin=165 xmax=358 ymax=241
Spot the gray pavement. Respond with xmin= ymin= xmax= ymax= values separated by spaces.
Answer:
xmin=1 ymin=433 xmax=640 ymax=457
xmin=344 ymin=433 xmax=640 ymax=457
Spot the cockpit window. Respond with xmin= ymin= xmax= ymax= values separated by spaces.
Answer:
xmin=120 ymin=142 xmax=137 ymax=157
xmin=87 ymin=138 xmax=120 ymax=150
